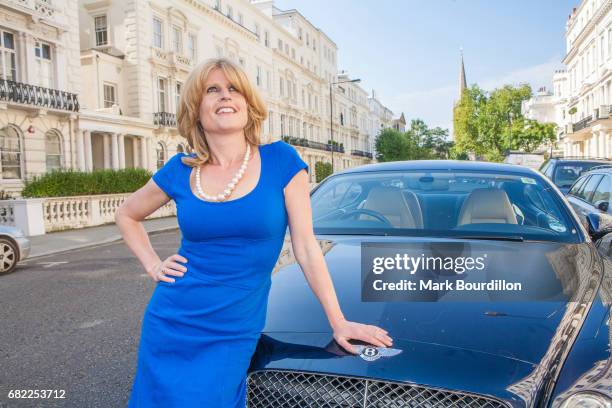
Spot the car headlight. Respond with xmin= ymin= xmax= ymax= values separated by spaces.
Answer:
xmin=560 ymin=392 xmax=612 ymax=408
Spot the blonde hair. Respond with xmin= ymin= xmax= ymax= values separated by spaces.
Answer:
xmin=177 ymin=58 xmax=268 ymax=167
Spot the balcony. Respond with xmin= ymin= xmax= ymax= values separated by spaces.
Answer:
xmin=150 ymin=48 xmax=193 ymax=72
xmin=0 ymin=79 xmax=79 ymax=112
xmin=573 ymin=115 xmax=593 ymax=132
xmin=282 ymin=136 xmax=344 ymax=153
xmin=351 ymin=149 xmax=373 ymax=159
xmin=153 ymin=112 xmax=177 ymax=127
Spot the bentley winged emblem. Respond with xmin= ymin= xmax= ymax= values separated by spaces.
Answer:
xmin=354 ymin=345 xmax=402 ymax=362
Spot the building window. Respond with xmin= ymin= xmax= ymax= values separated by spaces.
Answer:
xmin=298 ymin=27 xmax=303 ymax=40
xmin=264 ymin=31 xmax=269 ymax=47
xmin=256 ymin=65 xmax=261 ymax=87
xmin=254 ymin=23 xmax=260 ymax=39
xmin=45 ymin=130 xmax=62 ymax=172
xmin=156 ymin=142 xmax=166 ymax=169
xmin=35 ymin=41 xmax=52 ymax=88
xmin=172 ymin=26 xmax=182 ymax=53
xmin=238 ymin=13 xmax=244 ymax=26
xmin=279 ymin=77 xmax=284 ymax=96
xmin=226 ymin=5 xmax=233 ymax=20
xmin=175 ymin=82 xmax=182 ymax=112
xmin=284 ymin=44 xmax=289 ymax=54
xmin=268 ymin=110 xmax=273 ymax=134
xmin=313 ymin=39 xmax=316 ymax=51
xmin=103 ymin=83 xmax=116 ymax=108
xmin=306 ymin=33 xmax=309 ymax=46
xmin=0 ymin=31 xmax=16 ymax=81
xmin=0 ymin=125 xmax=21 ymax=179
xmin=153 ymin=18 xmax=163 ymax=48
xmin=94 ymin=15 xmax=108 ymax=46
xmin=187 ymin=34 xmax=196 ymax=60
xmin=266 ymin=70 xmax=271 ymax=90
xmin=214 ymin=0 xmax=221 ymax=10
xmin=278 ymin=39 xmax=283 ymax=50
xmin=177 ymin=143 xmax=185 ymax=153
xmin=291 ymin=48 xmax=295 ymax=59
xmin=157 ymin=77 xmax=167 ymax=112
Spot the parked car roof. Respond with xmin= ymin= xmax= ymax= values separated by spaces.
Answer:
xmin=337 ymin=160 xmax=542 ymax=176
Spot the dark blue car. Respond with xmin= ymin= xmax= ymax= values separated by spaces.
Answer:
xmin=247 ymin=160 xmax=611 ymax=408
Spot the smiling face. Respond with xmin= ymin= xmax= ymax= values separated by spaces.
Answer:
xmin=199 ymin=68 xmax=249 ymax=136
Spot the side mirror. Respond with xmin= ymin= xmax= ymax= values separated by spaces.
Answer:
xmin=586 ymin=212 xmax=612 ymax=240
xmin=595 ymin=200 xmax=609 ymax=212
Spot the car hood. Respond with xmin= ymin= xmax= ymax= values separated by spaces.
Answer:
xmin=255 ymin=236 xmax=602 ymax=406
xmin=263 ymin=236 xmax=601 ymax=365
xmin=250 ymin=332 xmax=535 ymax=407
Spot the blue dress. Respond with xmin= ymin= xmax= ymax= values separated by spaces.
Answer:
xmin=128 ymin=140 xmax=308 ymax=407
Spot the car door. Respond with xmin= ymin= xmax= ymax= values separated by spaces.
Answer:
xmin=590 ymin=174 xmax=612 ymax=214
xmin=567 ymin=174 xmax=603 ymax=226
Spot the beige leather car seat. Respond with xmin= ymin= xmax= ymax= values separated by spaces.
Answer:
xmin=457 ymin=188 xmax=518 ymax=225
xmin=362 ymin=186 xmax=420 ymax=228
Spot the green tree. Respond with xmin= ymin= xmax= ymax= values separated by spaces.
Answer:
xmin=454 ymin=84 xmax=556 ymax=162
xmin=375 ymin=128 xmax=409 ymax=162
xmin=375 ymin=120 xmax=454 ymax=162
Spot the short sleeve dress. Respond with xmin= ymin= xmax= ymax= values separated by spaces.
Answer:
xmin=127 ymin=140 xmax=308 ymax=407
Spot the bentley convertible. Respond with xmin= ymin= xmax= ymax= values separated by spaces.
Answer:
xmin=246 ymin=160 xmax=611 ymax=408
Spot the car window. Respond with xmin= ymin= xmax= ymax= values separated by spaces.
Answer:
xmin=576 ymin=174 xmax=603 ymax=202
xmin=568 ymin=175 xmax=588 ymax=196
xmin=553 ymin=162 xmax=608 ymax=188
xmin=591 ymin=175 xmax=611 ymax=204
xmin=312 ymin=180 xmax=362 ymax=213
xmin=539 ymin=161 xmax=550 ymax=173
xmin=311 ymin=170 xmax=579 ymax=243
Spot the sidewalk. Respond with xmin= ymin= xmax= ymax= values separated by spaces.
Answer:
xmin=26 ymin=216 xmax=179 ymax=259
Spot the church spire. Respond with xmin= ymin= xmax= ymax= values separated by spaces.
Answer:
xmin=459 ymin=48 xmax=467 ymax=97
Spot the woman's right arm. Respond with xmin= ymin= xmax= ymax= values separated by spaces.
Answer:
xmin=114 ymin=180 xmax=187 ymax=282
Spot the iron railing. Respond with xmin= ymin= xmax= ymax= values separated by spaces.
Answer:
xmin=153 ymin=112 xmax=177 ymax=127
xmin=282 ymin=136 xmax=345 ymax=153
xmin=573 ymin=115 xmax=593 ymax=132
xmin=351 ymin=149 xmax=373 ymax=158
xmin=0 ymin=79 xmax=79 ymax=112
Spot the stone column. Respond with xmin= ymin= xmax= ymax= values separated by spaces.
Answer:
xmin=103 ymin=134 xmax=111 ymax=169
xmin=84 ymin=130 xmax=93 ymax=171
xmin=77 ymin=129 xmax=86 ymax=171
xmin=142 ymin=137 xmax=149 ymax=170
xmin=118 ymin=134 xmax=126 ymax=169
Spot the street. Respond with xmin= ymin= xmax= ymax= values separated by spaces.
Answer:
xmin=0 ymin=231 xmax=182 ymax=408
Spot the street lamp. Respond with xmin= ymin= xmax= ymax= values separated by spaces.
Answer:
xmin=330 ymin=78 xmax=361 ymax=171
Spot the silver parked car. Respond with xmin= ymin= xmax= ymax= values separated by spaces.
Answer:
xmin=0 ymin=226 xmax=30 ymax=274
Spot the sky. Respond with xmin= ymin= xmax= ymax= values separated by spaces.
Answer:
xmin=274 ymin=0 xmax=578 ymax=134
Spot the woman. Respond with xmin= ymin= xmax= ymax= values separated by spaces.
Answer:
xmin=116 ymin=58 xmax=393 ymax=407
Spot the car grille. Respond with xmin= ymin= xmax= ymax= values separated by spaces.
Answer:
xmin=247 ymin=370 xmax=509 ymax=408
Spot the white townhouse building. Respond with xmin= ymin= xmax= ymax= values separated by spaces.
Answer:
xmin=521 ymin=78 xmax=569 ymax=156
xmin=0 ymin=0 xmax=81 ymax=196
xmin=77 ymin=0 xmax=390 ymax=182
xmin=0 ymin=0 xmax=398 ymax=196
xmin=368 ymin=89 xmax=396 ymax=158
xmin=558 ymin=0 xmax=612 ymax=158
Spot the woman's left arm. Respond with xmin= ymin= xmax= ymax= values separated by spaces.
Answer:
xmin=284 ymin=170 xmax=394 ymax=354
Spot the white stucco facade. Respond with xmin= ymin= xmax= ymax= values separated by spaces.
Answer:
xmin=559 ymin=0 xmax=612 ymax=158
xmin=0 ymin=0 xmax=398 ymax=196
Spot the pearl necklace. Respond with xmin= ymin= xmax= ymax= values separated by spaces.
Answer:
xmin=195 ymin=143 xmax=251 ymax=202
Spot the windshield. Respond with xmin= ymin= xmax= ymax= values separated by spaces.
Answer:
xmin=311 ymin=170 xmax=580 ymax=243
xmin=553 ymin=162 xmax=608 ymax=188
